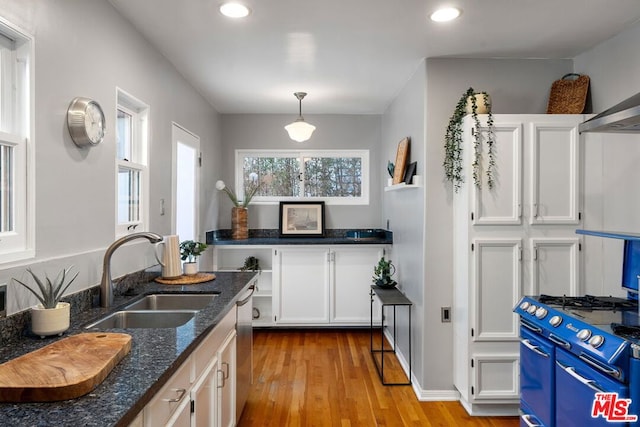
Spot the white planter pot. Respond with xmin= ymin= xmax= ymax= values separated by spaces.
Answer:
xmin=183 ymin=262 xmax=198 ymax=276
xmin=31 ymin=302 xmax=70 ymax=338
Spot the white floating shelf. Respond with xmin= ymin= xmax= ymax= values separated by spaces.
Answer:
xmin=384 ymin=175 xmax=422 ymax=191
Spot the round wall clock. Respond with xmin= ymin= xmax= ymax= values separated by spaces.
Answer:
xmin=67 ymin=97 xmax=106 ymax=147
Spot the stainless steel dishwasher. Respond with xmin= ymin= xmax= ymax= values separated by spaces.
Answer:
xmin=236 ymin=283 xmax=255 ymax=422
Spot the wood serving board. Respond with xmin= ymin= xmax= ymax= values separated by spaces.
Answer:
xmin=155 ymin=272 xmax=216 ymax=285
xmin=0 ymin=332 xmax=132 ymax=402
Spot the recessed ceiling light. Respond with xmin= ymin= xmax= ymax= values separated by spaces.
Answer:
xmin=430 ymin=7 xmax=461 ymax=22
xmin=219 ymin=2 xmax=251 ymax=18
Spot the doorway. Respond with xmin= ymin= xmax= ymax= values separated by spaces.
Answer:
xmin=172 ymin=123 xmax=200 ymax=242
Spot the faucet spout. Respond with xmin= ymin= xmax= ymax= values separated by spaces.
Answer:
xmin=100 ymin=231 xmax=163 ymax=307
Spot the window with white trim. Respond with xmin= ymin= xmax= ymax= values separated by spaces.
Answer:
xmin=236 ymin=150 xmax=369 ymax=205
xmin=116 ymin=89 xmax=149 ymax=236
xmin=0 ymin=19 xmax=33 ymax=263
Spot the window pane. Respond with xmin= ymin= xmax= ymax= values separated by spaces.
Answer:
xmin=303 ymin=156 xmax=362 ymax=197
xmin=118 ymin=167 xmax=140 ymax=223
xmin=242 ymin=156 xmax=300 ymax=197
xmin=0 ymin=144 xmax=12 ymax=231
xmin=116 ymin=109 xmax=132 ymax=161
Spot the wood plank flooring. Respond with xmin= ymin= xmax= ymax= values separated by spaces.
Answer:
xmin=238 ymin=329 xmax=520 ymax=427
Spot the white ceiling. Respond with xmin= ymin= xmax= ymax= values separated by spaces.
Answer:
xmin=109 ymin=0 xmax=640 ymax=115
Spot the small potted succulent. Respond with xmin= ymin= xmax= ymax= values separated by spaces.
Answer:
xmin=372 ymin=256 xmax=397 ymax=288
xmin=239 ymin=256 xmax=261 ymax=273
xmin=179 ymin=240 xmax=208 ymax=275
xmin=12 ymin=267 xmax=78 ymax=338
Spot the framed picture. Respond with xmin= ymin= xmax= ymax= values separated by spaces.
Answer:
xmin=279 ymin=201 xmax=325 ymax=237
xmin=392 ymin=137 xmax=410 ymax=184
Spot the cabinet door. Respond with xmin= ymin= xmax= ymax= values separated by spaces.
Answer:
xmin=529 ymin=119 xmax=580 ymax=224
xmin=472 ymin=239 xmax=522 ymax=341
xmin=191 ymin=356 xmax=219 ymax=427
xmin=274 ymin=248 xmax=330 ymax=324
xmin=472 ymin=120 xmax=523 ymax=225
xmin=217 ymin=331 xmax=236 ymax=427
xmin=331 ymin=247 xmax=383 ymax=324
xmin=472 ymin=353 xmax=520 ymax=401
xmin=529 ymin=238 xmax=581 ymax=296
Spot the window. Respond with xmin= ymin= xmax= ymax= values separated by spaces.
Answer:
xmin=236 ymin=150 xmax=369 ymax=205
xmin=116 ymin=89 xmax=149 ymax=236
xmin=0 ymin=19 xmax=33 ymax=263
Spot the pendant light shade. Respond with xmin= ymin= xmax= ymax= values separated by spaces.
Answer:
xmin=285 ymin=92 xmax=316 ymax=142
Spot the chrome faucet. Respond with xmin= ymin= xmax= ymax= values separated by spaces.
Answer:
xmin=100 ymin=232 xmax=163 ymax=307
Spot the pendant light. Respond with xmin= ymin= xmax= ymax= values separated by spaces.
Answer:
xmin=285 ymin=92 xmax=316 ymax=142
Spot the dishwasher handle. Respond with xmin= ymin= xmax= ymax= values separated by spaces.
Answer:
xmin=237 ymin=284 xmax=255 ymax=307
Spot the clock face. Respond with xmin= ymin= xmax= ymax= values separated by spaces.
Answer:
xmin=84 ymin=102 xmax=105 ymax=144
xmin=67 ymin=97 xmax=106 ymax=147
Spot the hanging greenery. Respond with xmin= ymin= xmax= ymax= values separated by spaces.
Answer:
xmin=443 ymin=87 xmax=495 ymax=192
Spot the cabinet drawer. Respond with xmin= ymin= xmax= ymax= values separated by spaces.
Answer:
xmin=194 ymin=307 xmax=236 ymax=377
xmin=144 ymin=356 xmax=192 ymax=427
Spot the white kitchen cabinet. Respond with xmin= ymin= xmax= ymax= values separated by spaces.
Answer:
xmin=213 ymin=246 xmax=273 ymax=327
xmin=273 ymin=246 xmax=385 ymax=326
xmin=453 ymin=114 xmax=584 ymax=416
xmin=140 ymin=307 xmax=237 ymax=427
xmin=213 ymin=245 xmax=386 ymax=327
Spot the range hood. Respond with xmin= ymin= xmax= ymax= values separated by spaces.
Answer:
xmin=579 ymin=91 xmax=640 ymax=133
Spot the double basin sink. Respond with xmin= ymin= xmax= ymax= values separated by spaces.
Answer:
xmin=85 ymin=294 xmax=218 ymax=329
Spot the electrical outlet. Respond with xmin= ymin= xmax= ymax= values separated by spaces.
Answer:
xmin=0 ymin=283 xmax=6 ymax=317
xmin=441 ymin=306 xmax=451 ymax=323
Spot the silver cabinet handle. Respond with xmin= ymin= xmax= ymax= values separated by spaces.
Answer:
xmin=162 ymin=388 xmax=186 ymax=403
xmin=556 ymin=360 xmax=605 ymax=393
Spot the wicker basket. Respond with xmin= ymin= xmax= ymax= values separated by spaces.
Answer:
xmin=546 ymin=73 xmax=590 ymax=114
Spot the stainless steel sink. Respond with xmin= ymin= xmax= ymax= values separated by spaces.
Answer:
xmin=85 ymin=310 xmax=197 ymax=329
xmin=123 ymin=293 xmax=217 ymax=311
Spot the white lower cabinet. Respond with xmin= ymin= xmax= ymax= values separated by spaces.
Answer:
xmin=213 ymin=245 xmax=387 ymax=327
xmin=139 ymin=307 xmax=237 ymax=427
xmin=273 ymin=246 xmax=385 ymax=326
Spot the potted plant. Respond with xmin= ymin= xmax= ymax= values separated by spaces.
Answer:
xmin=443 ymin=87 xmax=495 ymax=192
xmin=216 ymin=176 xmax=261 ymax=240
xmin=12 ymin=267 xmax=78 ymax=338
xmin=180 ymin=240 xmax=208 ymax=275
xmin=239 ymin=256 xmax=261 ymax=273
xmin=372 ymin=256 xmax=397 ymax=288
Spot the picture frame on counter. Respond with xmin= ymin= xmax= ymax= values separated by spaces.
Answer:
xmin=279 ymin=201 xmax=325 ymax=237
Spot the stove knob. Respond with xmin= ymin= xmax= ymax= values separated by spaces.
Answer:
xmin=520 ymin=301 xmax=531 ymax=311
xmin=527 ymin=305 xmax=537 ymax=315
xmin=589 ymin=335 xmax=605 ymax=348
xmin=535 ymin=307 xmax=548 ymax=319
xmin=549 ymin=315 xmax=562 ymax=327
xmin=577 ymin=329 xmax=592 ymax=341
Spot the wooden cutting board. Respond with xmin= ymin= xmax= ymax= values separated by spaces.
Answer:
xmin=0 ymin=332 xmax=132 ymax=402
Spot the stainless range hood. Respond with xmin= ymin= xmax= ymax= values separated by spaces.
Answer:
xmin=579 ymin=91 xmax=640 ymax=133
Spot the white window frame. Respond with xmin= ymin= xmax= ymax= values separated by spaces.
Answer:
xmin=115 ymin=88 xmax=149 ymax=237
xmin=0 ymin=18 xmax=34 ymax=264
xmin=235 ymin=149 xmax=369 ymax=205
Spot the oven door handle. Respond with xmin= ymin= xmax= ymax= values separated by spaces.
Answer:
xmin=520 ymin=414 xmax=542 ymax=427
xmin=579 ymin=353 xmax=622 ymax=380
xmin=556 ymin=360 xmax=606 ymax=393
xmin=520 ymin=319 xmax=542 ymax=334
xmin=548 ymin=333 xmax=571 ymax=350
xmin=521 ymin=339 xmax=550 ymax=358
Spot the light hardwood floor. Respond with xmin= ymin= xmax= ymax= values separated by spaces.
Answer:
xmin=238 ymin=329 xmax=520 ymax=427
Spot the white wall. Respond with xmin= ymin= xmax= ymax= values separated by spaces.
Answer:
xmin=219 ymin=113 xmax=382 ymax=229
xmin=0 ymin=0 xmax=221 ymax=314
xmin=574 ymin=22 xmax=640 ymax=296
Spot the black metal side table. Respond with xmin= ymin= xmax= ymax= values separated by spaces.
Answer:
xmin=370 ymin=285 xmax=412 ymax=385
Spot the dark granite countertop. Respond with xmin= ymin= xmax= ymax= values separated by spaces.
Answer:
xmin=207 ymin=228 xmax=393 ymax=246
xmin=0 ymin=271 xmax=257 ymax=427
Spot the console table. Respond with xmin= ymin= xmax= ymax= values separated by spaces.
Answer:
xmin=370 ymin=285 xmax=412 ymax=385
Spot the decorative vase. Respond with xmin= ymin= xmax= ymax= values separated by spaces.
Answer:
xmin=31 ymin=302 xmax=70 ymax=338
xmin=183 ymin=262 xmax=198 ymax=275
xmin=465 ymin=93 xmax=491 ymax=114
xmin=232 ymin=207 xmax=248 ymax=240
